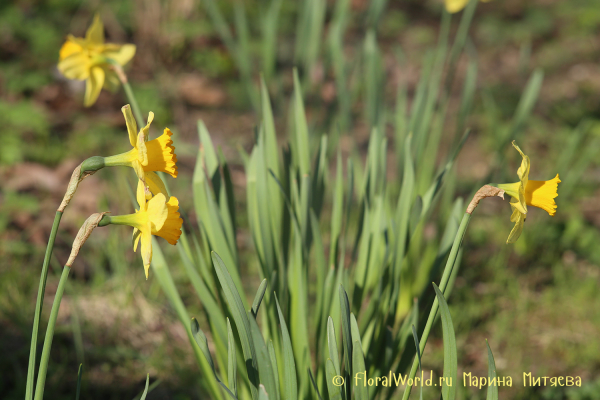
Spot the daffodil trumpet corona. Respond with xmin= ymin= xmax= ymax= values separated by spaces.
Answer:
xmin=492 ymin=141 xmax=560 ymax=244
xmin=99 ymin=181 xmax=183 ymax=279
xmin=58 ymin=14 xmax=136 ymax=106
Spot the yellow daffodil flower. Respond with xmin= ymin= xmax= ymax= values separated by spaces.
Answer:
xmin=58 ymin=14 xmax=136 ymax=106
xmin=445 ymin=0 xmax=490 ymax=14
xmin=104 ymin=105 xmax=178 ymax=197
xmin=106 ymin=181 xmax=182 ymax=279
xmin=495 ymin=141 xmax=560 ymax=243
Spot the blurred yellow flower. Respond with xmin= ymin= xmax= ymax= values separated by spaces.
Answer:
xmin=104 ymin=105 xmax=178 ymax=197
xmin=445 ymin=0 xmax=490 ymax=14
xmin=496 ymin=141 xmax=560 ymax=243
xmin=108 ymin=181 xmax=182 ymax=279
xmin=58 ymin=14 xmax=136 ymax=106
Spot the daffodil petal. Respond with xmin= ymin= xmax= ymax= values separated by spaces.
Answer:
xmin=58 ymin=52 xmax=91 ymax=80
xmin=136 ymin=178 xmax=148 ymax=210
xmin=141 ymin=112 xmax=155 ymax=142
xmin=146 ymin=193 xmax=168 ymax=231
xmin=507 ymin=206 xmax=526 ymax=244
xmin=132 ymin=227 xmax=141 ymax=251
xmin=512 ymin=140 xmax=530 ymax=187
xmin=122 ymin=105 xmax=138 ymax=147
xmin=140 ymin=222 xmax=153 ymax=279
xmin=59 ymin=40 xmax=83 ymax=61
xmin=136 ymin=134 xmax=149 ymax=166
xmin=445 ymin=0 xmax=469 ymax=13
xmin=103 ymin=44 xmax=136 ymax=66
xmin=145 ymin=171 xmax=169 ymax=197
xmin=85 ymin=14 xmax=105 ymax=45
xmin=84 ymin=66 xmax=105 ymax=107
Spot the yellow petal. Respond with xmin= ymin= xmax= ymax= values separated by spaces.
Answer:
xmin=122 ymin=105 xmax=138 ymax=147
xmin=507 ymin=206 xmax=525 ymax=244
xmin=136 ymin=136 xmax=149 ymax=166
xmin=58 ymin=52 xmax=91 ymax=80
xmin=135 ymin=112 xmax=154 ymax=165
xmin=103 ymin=44 xmax=136 ymax=66
xmin=512 ymin=140 xmax=530 ymax=187
xmin=136 ymin=178 xmax=148 ymax=210
xmin=59 ymin=39 xmax=83 ymax=61
xmin=141 ymin=112 xmax=155 ymax=142
xmin=132 ymin=227 xmax=142 ymax=251
xmin=445 ymin=0 xmax=469 ymax=13
xmin=86 ymin=14 xmax=105 ymax=45
xmin=145 ymin=171 xmax=169 ymax=197
xmin=510 ymin=198 xmax=527 ymax=215
xmin=140 ymin=222 xmax=153 ymax=279
xmin=84 ymin=66 xmax=105 ymax=107
xmin=146 ymin=193 xmax=169 ymax=231
xmin=525 ymin=174 xmax=560 ymax=216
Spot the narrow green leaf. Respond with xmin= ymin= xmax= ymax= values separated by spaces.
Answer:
xmin=131 ymin=374 xmax=161 ymax=400
xmin=352 ymin=340 xmax=368 ymax=400
xmin=420 ymin=129 xmax=470 ymax=218
xmin=412 ymin=325 xmax=423 ymax=400
xmin=139 ymin=374 xmax=150 ymax=400
xmin=268 ymin=340 xmax=280 ymax=398
xmin=249 ymin=316 xmax=280 ymax=400
xmin=259 ymin=384 xmax=270 ymax=400
xmin=508 ymin=69 xmax=544 ymax=141
xmin=409 ymin=195 xmax=423 ymax=237
xmin=212 ymin=251 xmax=259 ymax=400
xmin=227 ymin=319 xmax=238 ymax=397
xmin=411 ymin=325 xmax=421 ymax=369
xmin=339 ymin=285 xmax=353 ymax=376
xmin=327 ymin=317 xmax=341 ymax=376
xmin=486 ymin=340 xmax=499 ymax=400
xmin=191 ymin=318 xmax=238 ymax=399
xmin=325 ymin=359 xmax=343 ymax=400
xmin=150 ymin=241 xmax=223 ymax=400
xmin=350 ymin=314 xmax=362 ymax=349
xmin=292 ymin=69 xmax=311 ymax=175
xmin=432 ymin=283 xmax=457 ymax=400
xmin=252 ymin=279 xmax=268 ymax=318
xmin=275 ymin=294 xmax=298 ymax=400
xmin=75 ymin=364 xmax=83 ymax=400
xmin=330 ymin=152 xmax=344 ymax=267
xmin=308 ymin=368 xmax=322 ymax=400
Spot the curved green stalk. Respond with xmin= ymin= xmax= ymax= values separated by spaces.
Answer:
xmin=401 ymin=212 xmax=471 ymax=400
xmin=33 ymin=266 xmax=72 ymax=400
xmin=25 ymin=211 xmax=63 ymax=400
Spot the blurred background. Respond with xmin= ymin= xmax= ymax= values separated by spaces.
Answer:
xmin=1 ymin=0 xmax=600 ymax=399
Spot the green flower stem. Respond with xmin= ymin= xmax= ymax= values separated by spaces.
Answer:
xmin=25 ymin=211 xmax=63 ymax=400
xmin=33 ymin=265 xmax=71 ymax=400
xmin=122 ymin=80 xmax=144 ymax=127
xmin=401 ymin=212 xmax=471 ymax=400
xmin=106 ymin=58 xmax=144 ymax=126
